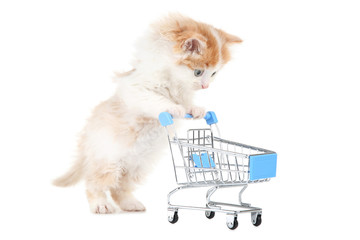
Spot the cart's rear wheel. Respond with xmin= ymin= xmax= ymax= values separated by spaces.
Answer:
xmin=205 ymin=211 xmax=215 ymax=219
xmin=168 ymin=211 xmax=178 ymax=224
xmin=252 ymin=214 xmax=262 ymax=226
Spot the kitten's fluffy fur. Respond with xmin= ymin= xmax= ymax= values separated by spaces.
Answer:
xmin=53 ymin=14 xmax=241 ymax=213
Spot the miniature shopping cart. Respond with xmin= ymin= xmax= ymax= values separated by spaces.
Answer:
xmin=159 ymin=111 xmax=277 ymax=230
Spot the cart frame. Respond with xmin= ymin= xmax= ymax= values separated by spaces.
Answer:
xmin=159 ymin=111 xmax=277 ymax=230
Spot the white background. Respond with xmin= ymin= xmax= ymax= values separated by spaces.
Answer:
xmin=1 ymin=0 xmax=359 ymax=239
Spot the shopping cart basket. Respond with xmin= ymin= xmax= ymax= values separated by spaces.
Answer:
xmin=159 ymin=111 xmax=277 ymax=230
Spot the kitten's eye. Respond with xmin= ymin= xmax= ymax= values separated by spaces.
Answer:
xmin=194 ymin=69 xmax=204 ymax=77
xmin=211 ymin=71 xmax=217 ymax=77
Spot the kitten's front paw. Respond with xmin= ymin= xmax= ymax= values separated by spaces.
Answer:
xmin=188 ymin=106 xmax=206 ymax=119
xmin=168 ymin=105 xmax=186 ymax=118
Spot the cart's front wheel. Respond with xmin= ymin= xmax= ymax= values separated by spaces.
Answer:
xmin=226 ymin=215 xmax=238 ymax=230
xmin=168 ymin=211 xmax=179 ymax=224
xmin=205 ymin=211 xmax=215 ymax=219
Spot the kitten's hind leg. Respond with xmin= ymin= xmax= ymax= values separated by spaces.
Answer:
xmin=85 ymin=162 xmax=124 ymax=214
xmin=111 ymin=190 xmax=145 ymax=212
xmin=86 ymin=188 xmax=116 ymax=214
xmin=110 ymin=185 xmax=145 ymax=212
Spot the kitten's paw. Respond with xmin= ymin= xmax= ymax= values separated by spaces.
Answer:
xmin=188 ymin=106 xmax=206 ymax=119
xmin=119 ymin=197 xmax=146 ymax=212
xmin=90 ymin=203 xmax=116 ymax=214
xmin=167 ymin=105 xmax=186 ymax=118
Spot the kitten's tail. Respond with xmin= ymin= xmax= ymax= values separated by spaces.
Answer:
xmin=53 ymin=157 xmax=85 ymax=187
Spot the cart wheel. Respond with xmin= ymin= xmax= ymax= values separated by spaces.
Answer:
xmin=168 ymin=211 xmax=179 ymax=224
xmin=226 ymin=216 xmax=238 ymax=230
xmin=205 ymin=211 xmax=215 ymax=219
xmin=252 ymin=214 xmax=262 ymax=227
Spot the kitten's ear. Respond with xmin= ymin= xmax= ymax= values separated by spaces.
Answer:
xmin=225 ymin=33 xmax=243 ymax=43
xmin=182 ymin=38 xmax=206 ymax=55
xmin=218 ymin=29 xmax=243 ymax=44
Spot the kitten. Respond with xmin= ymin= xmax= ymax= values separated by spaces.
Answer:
xmin=53 ymin=14 xmax=242 ymax=213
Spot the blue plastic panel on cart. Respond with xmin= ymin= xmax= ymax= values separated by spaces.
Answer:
xmin=249 ymin=153 xmax=277 ymax=180
xmin=159 ymin=112 xmax=174 ymax=126
xmin=204 ymin=111 xmax=218 ymax=125
xmin=191 ymin=153 xmax=216 ymax=168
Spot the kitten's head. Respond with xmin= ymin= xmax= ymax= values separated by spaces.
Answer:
xmin=153 ymin=14 xmax=242 ymax=90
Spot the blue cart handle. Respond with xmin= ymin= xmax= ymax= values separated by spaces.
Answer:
xmin=159 ymin=111 xmax=218 ymax=127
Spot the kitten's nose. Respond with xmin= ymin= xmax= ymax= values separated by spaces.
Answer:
xmin=202 ymin=84 xmax=209 ymax=89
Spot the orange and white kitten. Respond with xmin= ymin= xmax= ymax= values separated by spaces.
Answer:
xmin=53 ymin=14 xmax=242 ymax=213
